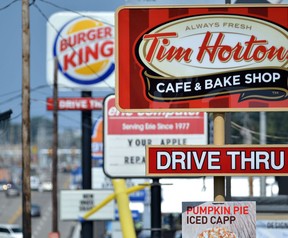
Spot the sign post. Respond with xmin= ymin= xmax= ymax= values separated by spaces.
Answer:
xmin=214 ymin=113 xmax=225 ymax=201
xmin=81 ymin=91 xmax=93 ymax=238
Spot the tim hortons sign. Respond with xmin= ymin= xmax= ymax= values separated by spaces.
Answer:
xmin=116 ymin=5 xmax=288 ymax=112
xmin=146 ymin=145 xmax=288 ymax=176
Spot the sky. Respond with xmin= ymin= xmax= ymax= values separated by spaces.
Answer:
xmin=0 ymin=0 xmax=287 ymax=129
xmin=0 ymin=0 xmax=125 ymax=129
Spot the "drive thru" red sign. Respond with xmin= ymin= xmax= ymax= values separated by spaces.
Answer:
xmin=146 ymin=145 xmax=288 ymax=176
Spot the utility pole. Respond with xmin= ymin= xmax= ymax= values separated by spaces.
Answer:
xmin=22 ymin=0 xmax=32 ymax=237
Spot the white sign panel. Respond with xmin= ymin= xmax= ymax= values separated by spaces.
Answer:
xmin=103 ymin=94 xmax=207 ymax=177
xmin=60 ymin=190 xmax=114 ymax=220
xmin=47 ymin=12 xmax=115 ymax=91
xmin=257 ymin=220 xmax=288 ymax=237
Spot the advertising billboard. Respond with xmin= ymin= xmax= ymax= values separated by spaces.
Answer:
xmin=47 ymin=12 xmax=115 ymax=91
xmin=182 ymin=201 xmax=256 ymax=238
xmin=116 ymin=5 xmax=288 ymax=112
xmin=103 ymin=94 xmax=207 ymax=177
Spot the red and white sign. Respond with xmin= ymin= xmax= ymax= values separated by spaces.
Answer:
xmin=116 ymin=6 xmax=288 ymax=112
xmin=47 ymin=97 xmax=103 ymax=110
xmin=47 ymin=12 xmax=115 ymax=91
xmin=147 ymin=145 xmax=288 ymax=176
xmin=104 ymin=94 xmax=207 ymax=177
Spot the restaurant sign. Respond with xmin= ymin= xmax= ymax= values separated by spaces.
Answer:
xmin=116 ymin=5 xmax=288 ymax=112
xmin=146 ymin=145 xmax=288 ymax=176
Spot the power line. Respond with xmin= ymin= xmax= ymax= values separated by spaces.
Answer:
xmin=0 ymin=84 xmax=50 ymax=105
xmin=0 ymin=0 xmax=19 ymax=11
xmin=231 ymin=121 xmax=288 ymax=141
xmin=38 ymin=0 xmax=114 ymax=27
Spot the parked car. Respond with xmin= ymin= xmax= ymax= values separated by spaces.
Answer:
xmin=30 ymin=176 xmax=40 ymax=190
xmin=38 ymin=180 xmax=52 ymax=192
xmin=174 ymin=230 xmax=182 ymax=238
xmin=5 ymin=183 xmax=20 ymax=197
xmin=31 ymin=204 xmax=41 ymax=217
xmin=0 ymin=224 xmax=23 ymax=238
xmin=0 ymin=181 xmax=8 ymax=191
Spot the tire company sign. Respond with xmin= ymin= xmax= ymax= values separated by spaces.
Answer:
xmin=146 ymin=145 xmax=288 ymax=176
xmin=116 ymin=5 xmax=288 ymax=111
xmin=103 ymin=95 xmax=207 ymax=178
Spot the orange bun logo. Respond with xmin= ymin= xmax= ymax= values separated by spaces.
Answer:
xmin=53 ymin=17 xmax=114 ymax=85
xmin=92 ymin=117 xmax=103 ymax=158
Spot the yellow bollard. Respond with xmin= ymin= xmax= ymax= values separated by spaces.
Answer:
xmin=112 ymin=179 xmax=137 ymax=238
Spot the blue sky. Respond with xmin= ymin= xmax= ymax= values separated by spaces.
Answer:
xmin=0 ymin=0 xmax=123 ymax=128
xmin=0 ymin=0 xmax=287 ymax=129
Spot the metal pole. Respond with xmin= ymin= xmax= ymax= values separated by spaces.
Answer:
xmin=242 ymin=113 xmax=253 ymax=196
xmin=225 ymin=113 xmax=232 ymax=201
xmin=81 ymin=91 xmax=93 ymax=238
xmin=52 ymin=58 xmax=59 ymax=234
xmin=151 ymin=178 xmax=161 ymax=238
xmin=260 ymin=112 xmax=266 ymax=196
xmin=22 ymin=0 xmax=32 ymax=236
xmin=213 ymin=0 xmax=231 ymax=203
xmin=213 ymin=113 xmax=225 ymax=202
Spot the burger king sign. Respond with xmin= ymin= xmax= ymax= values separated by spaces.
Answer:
xmin=47 ymin=12 xmax=115 ymax=90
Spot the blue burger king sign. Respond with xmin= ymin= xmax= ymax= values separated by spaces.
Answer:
xmin=47 ymin=12 xmax=115 ymax=90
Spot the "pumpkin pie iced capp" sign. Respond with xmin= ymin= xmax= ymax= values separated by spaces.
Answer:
xmin=182 ymin=201 xmax=256 ymax=238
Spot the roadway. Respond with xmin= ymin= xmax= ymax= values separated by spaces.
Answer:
xmin=0 ymin=172 xmax=77 ymax=238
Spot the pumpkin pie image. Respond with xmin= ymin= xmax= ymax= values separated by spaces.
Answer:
xmin=198 ymin=227 xmax=237 ymax=238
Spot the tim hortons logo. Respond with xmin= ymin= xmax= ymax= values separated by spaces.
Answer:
xmin=136 ymin=15 xmax=288 ymax=102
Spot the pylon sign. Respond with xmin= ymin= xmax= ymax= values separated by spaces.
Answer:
xmin=103 ymin=94 xmax=207 ymax=178
xmin=47 ymin=12 xmax=115 ymax=91
xmin=116 ymin=5 xmax=288 ymax=112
